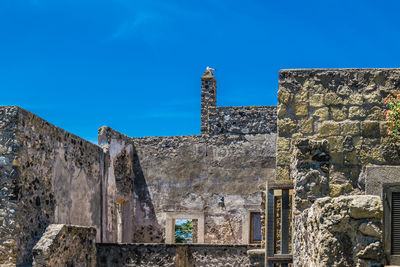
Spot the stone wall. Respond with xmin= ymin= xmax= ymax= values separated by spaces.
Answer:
xmin=98 ymin=126 xmax=276 ymax=244
xmin=0 ymin=107 xmax=20 ymax=264
xmin=0 ymin=106 xmax=105 ymax=265
xmin=200 ymin=69 xmax=277 ymax=136
xmin=96 ymin=243 xmax=259 ymax=267
xmin=278 ymin=68 xmax=400 ymax=195
xmin=291 ymin=138 xmax=384 ymax=266
xmin=32 ymin=224 xmax=96 ymax=267
xmin=296 ymin=196 xmax=384 ymax=267
xmin=207 ymin=106 xmax=277 ymax=135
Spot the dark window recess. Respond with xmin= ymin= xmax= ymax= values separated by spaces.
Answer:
xmin=251 ymin=212 xmax=262 ymax=243
xmin=392 ymin=192 xmax=400 ymax=255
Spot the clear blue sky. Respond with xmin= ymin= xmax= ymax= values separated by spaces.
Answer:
xmin=1 ymin=0 xmax=400 ymax=142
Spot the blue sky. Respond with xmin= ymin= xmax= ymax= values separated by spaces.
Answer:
xmin=1 ymin=0 xmax=400 ymax=142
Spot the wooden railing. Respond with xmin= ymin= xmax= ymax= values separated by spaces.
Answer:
xmin=265 ymin=181 xmax=293 ymax=267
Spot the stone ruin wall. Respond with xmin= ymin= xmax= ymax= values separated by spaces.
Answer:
xmin=0 ymin=106 xmax=105 ymax=265
xmin=98 ymin=126 xmax=276 ymax=244
xmin=291 ymin=139 xmax=383 ymax=266
xmin=277 ymin=68 xmax=400 ymax=194
xmin=32 ymin=224 xmax=97 ymax=267
xmin=275 ymin=69 xmax=400 ymax=266
xmin=96 ymin=243 xmax=259 ymax=267
xmin=207 ymin=106 xmax=277 ymax=135
xmin=201 ymin=69 xmax=277 ymax=137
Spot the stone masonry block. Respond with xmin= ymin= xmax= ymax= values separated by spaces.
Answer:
xmin=349 ymin=106 xmax=367 ymax=119
xmin=301 ymin=118 xmax=313 ymax=134
xmin=345 ymin=151 xmax=359 ymax=165
xmin=309 ymin=94 xmax=324 ymax=108
xmin=330 ymin=151 xmax=344 ymax=167
xmin=277 ymin=151 xmax=291 ymax=165
xmin=318 ymin=121 xmax=340 ymax=137
xmin=324 ymin=93 xmax=343 ymax=106
xmin=331 ymin=107 xmax=347 ymax=121
xmin=278 ymin=89 xmax=292 ymax=104
xmin=341 ymin=121 xmax=360 ymax=136
xmin=364 ymin=92 xmax=381 ymax=105
xmin=326 ymin=136 xmax=344 ymax=151
xmin=361 ymin=121 xmax=380 ymax=137
xmin=314 ymin=107 xmax=329 ymax=121
xmin=347 ymin=93 xmax=364 ymax=106
xmin=277 ymin=137 xmax=291 ymax=151
xmin=294 ymin=103 xmax=309 ymax=117
xmin=278 ymin=118 xmax=297 ymax=136
xmin=276 ymin=166 xmax=290 ymax=180
xmin=367 ymin=106 xmax=384 ymax=121
xmin=294 ymin=90 xmax=308 ymax=103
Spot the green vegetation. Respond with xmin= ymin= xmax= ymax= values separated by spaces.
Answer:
xmin=174 ymin=220 xmax=193 ymax=243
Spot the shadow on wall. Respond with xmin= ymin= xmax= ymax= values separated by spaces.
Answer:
xmin=131 ymin=144 xmax=164 ymax=243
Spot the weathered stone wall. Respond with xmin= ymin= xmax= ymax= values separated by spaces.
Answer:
xmin=99 ymin=126 xmax=276 ymax=244
xmin=291 ymin=138 xmax=384 ymax=266
xmin=278 ymin=68 xmax=400 ymax=195
xmin=200 ymin=69 xmax=217 ymax=135
xmin=296 ymin=196 xmax=383 ymax=267
xmin=32 ymin=224 xmax=97 ymax=267
xmin=200 ymin=69 xmax=277 ymax=136
xmin=207 ymin=106 xmax=277 ymax=135
xmin=0 ymin=106 xmax=104 ymax=265
xmin=0 ymin=107 xmax=20 ymax=264
xmin=96 ymin=243 xmax=259 ymax=267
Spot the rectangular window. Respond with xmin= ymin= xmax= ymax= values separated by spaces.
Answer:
xmin=250 ymin=212 xmax=262 ymax=243
xmin=174 ymin=219 xmax=193 ymax=244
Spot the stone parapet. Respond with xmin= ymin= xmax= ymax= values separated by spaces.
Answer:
xmin=97 ymin=243 xmax=260 ymax=267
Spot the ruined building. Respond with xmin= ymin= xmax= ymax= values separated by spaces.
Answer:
xmin=0 ymin=68 xmax=276 ymax=266
xmin=1 ymin=68 xmax=400 ymax=266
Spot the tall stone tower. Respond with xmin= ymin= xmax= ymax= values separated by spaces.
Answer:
xmin=200 ymin=68 xmax=217 ymax=134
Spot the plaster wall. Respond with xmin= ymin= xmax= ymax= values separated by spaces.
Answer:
xmin=99 ymin=126 xmax=276 ymax=244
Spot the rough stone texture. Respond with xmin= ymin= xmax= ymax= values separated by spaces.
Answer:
xmin=32 ymin=224 xmax=96 ymax=267
xmin=294 ymin=196 xmax=383 ymax=267
xmin=99 ymin=127 xmax=276 ymax=244
xmin=207 ymin=106 xmax=277 ymax=135
xmin=291 ymin=138 xmax=384 ymax=266
xmin=200 ymin=69 xmax=217 ymax=135
xmin=201 ymin=69 xmax=277 ymax=136
xmin=278 ymin=68 xmax=400 ymax=192
xmin=291 ymin=139 xmax=330 ymax=213
xmin=363 ymin=165 xmax=400 ymax=196
xmin=96 ymin=243 xmax=259 ymax=267
xmin=0 ymin=106 xmax=105 ymax=265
